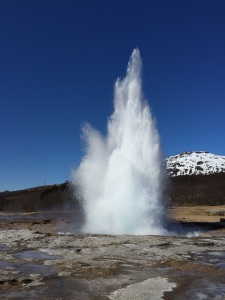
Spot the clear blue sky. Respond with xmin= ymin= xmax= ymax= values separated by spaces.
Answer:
xmin=1 ymin=0 xmax=225 ymax=191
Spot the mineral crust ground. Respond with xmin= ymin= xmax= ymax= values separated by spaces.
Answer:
xmin=0 ymin=208 xmax=225 ymax=299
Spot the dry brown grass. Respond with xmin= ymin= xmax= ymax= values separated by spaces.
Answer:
xmin=168 ymin=205 xmax=225 ymax=223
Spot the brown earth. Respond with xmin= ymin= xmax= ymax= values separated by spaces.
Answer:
xmin=168 ymin=205 xmax=225 ymax=223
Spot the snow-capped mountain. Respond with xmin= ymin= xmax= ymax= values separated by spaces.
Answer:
xmin=166 ymin=151 xmax=225 ymax=176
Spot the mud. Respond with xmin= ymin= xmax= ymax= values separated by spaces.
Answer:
xmin=0 ymin=211 xmax=225 ymax=299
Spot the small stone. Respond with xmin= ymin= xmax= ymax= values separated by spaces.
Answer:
xmin=29 ymin=273 xmax=43 ymax=280
xmin=5 ymin=267 xmax=16 ymax=271
xmin=24 ymin=258 xmax=34 ymax=262
xmin=11 ymin=271 xmax=21 ymax=275
xmin=29 ymin=281 xmax=44 ymax=286
xmin=58 ymin=271 xmax=72 ymax=277
xmin=44 ymin=260 xmax=56 ymax=266
xmin=4 ymin=255 xmax=14 ymax=261
xmin=65 ymin=264 xmax=72 ymax=269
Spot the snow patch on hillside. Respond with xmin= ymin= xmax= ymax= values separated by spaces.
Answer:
xmin=166 ymin=151 xmax=225 ymax=176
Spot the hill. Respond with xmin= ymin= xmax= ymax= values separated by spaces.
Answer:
xmin=168 ymin=173 xmax=225 ymax=206
xmin=166 ymin=151 xmax=225 ymax=176
xmin=165 ymin=151 xmax=225 ymax=206
xmin=0 ymin=182 xmax=76 ymax=212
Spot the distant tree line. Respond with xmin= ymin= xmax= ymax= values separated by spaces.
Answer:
xmin=0 ymin=174 xmax=225 ymax=212
xmin=0 ymin=181 xmax=78 ymax=212
xmin=165 ymin=173 xmax=225 ymax=206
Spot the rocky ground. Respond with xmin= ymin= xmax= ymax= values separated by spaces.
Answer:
xmin=0 ymin=207 xmax=225 ymax=299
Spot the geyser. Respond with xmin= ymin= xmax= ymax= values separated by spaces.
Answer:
xmin=73 ymin=49 xmax=166 ymax=235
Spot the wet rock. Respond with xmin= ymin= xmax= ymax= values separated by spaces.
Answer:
xmin=0 ymin=226 xmax=225 ymax=298
xmin=58 ymin=271 xmax=72 ymax=277
xmin=29 ymin=273 xmax=43 ymax=280
xmin=108 ymin=277 xmax=176 ymax=300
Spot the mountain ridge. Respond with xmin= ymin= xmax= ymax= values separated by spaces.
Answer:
xmin=166 ymin=151 xmax=225 ymax=177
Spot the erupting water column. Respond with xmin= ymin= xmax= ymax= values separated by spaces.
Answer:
xmin=73 ymin=49 xmax=166 ymax=235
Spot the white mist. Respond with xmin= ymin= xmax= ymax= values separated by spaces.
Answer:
xmin=73 ymin=49 xmax=165 ymax=235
